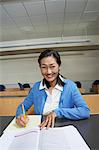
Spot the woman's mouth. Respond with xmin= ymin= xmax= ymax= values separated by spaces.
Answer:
xmin=46 ymin=74 xmax=54 ymax=78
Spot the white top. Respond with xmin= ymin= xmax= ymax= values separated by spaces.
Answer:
xmin=39 ymin=78 xmax=63 ymax=115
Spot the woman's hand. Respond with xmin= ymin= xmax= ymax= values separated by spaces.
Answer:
xmin=39 ymin=111 xmax=56 ymax=130
xmin=16 ymin=115 xmax=29 ymax=127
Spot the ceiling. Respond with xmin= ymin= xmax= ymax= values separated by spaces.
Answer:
xmin=0 ymin=0 xmax=99 ymax=59
xmin=0 ymin=0 xmax=99 ymax=42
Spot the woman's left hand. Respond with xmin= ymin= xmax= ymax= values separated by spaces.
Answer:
xmin=39 ymin=111 xmax=56 ymax=129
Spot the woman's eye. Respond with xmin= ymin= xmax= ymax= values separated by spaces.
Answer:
xmin=41 ymin=66 xmax=46 ymax=69
xmin=51 ymin=66 xmax=55 ymax=68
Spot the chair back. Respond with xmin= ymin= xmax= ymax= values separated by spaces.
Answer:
xmin=0 ymin=84 xmax=6 ymax=91
xmin=18 ymin=83 xmax=24 ymax=90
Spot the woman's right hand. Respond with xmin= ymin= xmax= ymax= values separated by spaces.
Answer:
xmin=16 ymin=115 xmax=29 ymax=127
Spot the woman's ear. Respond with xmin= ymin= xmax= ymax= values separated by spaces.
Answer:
xmin=59 ymin=67 xmax=60 ymax=72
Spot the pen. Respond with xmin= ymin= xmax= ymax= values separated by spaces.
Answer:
xmin=22 ymin=104 xmax=27 ymax=127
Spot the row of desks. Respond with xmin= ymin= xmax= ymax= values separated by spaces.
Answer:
xmin=0 ymin=92 xmax=99 ymax=116
xmin=0 ymin=88 xmax=30 ymax=97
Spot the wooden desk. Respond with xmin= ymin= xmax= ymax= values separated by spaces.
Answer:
xmin=0 ymin=94 xmax=99 ymax=116
xmin=0 ymin=97 xmax=25 ymax=116
xmin=0 ymin=88 xmax=30 ymax=116
xmin=83 ymin=94 xmax=99 ymax=114
xmin=0 ymin=89 xmax=30 ymax=97
xmin=0 ymin=96 xmax=34 ymax=116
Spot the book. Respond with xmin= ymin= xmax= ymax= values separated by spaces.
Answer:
xmin=0 ymin=120 xmax=90 ymax=150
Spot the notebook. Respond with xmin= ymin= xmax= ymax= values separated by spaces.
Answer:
xmin=0 ymin=124 xmax=90 ymax=150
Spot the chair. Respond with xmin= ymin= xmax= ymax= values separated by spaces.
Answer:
xmin=23 ymin=83 xmax=31 ymax=88
xmin=18 ymin=83 xmax=24 ymax=90
xmin=0 ymin=84 xmax=6 ymax=91
xmin=75 ymin=81 xmax=85 ymax=94
xmin=75 ymin=81 xmax=81 ymax=88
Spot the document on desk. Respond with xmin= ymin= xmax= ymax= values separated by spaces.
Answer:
xmin=39 ymin=126 xmax=90 ymax=150
xmin=4 ymin=115 xmax=41 ymax=133
xmin=0 ymin=127 xmax=40 ymax=150
xmin=0 ymin=125 xmax=90 ymax=150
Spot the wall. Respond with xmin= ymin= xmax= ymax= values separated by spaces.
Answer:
xmin=0 ymin=50 xmax=99 ymax=91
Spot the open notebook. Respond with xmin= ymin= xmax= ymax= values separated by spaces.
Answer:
xmin=0 ymin=120 xmax=90 ymax=150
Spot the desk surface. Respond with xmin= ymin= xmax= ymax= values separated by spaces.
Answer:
xmin=0 ymin=115 xmax=99 ymax=150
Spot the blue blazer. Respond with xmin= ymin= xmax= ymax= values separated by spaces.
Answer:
xmin=16 ymin=79 xmax=90 ymax=120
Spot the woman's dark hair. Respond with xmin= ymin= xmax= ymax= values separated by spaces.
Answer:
xmin=92 ymin=80 xmax=99 ymax=85
xmin=38 ymin=49 xmax=65 ymax=88
xmin=38 ymin=49 xmax=61 ymax=66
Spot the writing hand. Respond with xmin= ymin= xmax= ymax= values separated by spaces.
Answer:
xmin=39 ymin=111 xmax=56 ymax=130
xmin=16 ymin=115 xmax=29 ymax=127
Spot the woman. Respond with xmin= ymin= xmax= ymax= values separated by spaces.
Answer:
xmin=16 ymin=49 xmax=90 ymax=129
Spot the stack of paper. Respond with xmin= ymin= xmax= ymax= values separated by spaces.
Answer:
xmin=0 ymin=115 xmax=90 ymax=150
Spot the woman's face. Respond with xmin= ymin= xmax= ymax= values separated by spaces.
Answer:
xmin=40 ymin=56 xmax=60 ymax=85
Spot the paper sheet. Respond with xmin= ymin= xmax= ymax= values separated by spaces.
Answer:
xmin=8 ymin=127 xmax=40 ymax=150
xmin=39 ymin=126 xmax=90 ymax=150
xmin=0 ymin=132 xmax=14 ymax=150
xmin=0 ymin=127 xmax=40 ymax=150
xmin=4 ymin=115 xmax=41 ymax=133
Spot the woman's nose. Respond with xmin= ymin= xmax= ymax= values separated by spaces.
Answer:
xmin=47 ymin=67 xmax=52 ymax=74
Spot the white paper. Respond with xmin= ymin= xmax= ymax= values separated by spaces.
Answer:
xmin=4 ymin=115 xmax=41 ymax=133
xmin=0 ymin=132 xmax=14 ymax=150
xmin=8 ymin=127 xmax=40 ymax=150
xmin=63 ymin=126 xmax=90 ymax=150
xmin=0 ymin=123 xmax=90 ymax=150
xmin=39 ymin=128 xmax=70 ymax=150
xmin=38 ymin=126 xmax=90 ymax=150
xmin=0 ymin=127 xmax=40 ymax=150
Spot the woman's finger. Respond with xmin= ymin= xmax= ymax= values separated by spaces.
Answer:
xmin=39 ymin=112 xmax=56 ymax=129
xmin=51 ymin=115 xmax=55 ymax=128
xmin=46 ymin=116 xmax=52 ymax=129
xmin=16 ymin=115 xmax=29 ymax=127
xmin=16 ymin=118 xmax=25 ymax=127
xmin=39 ymin=117 xmax=48 ymax=129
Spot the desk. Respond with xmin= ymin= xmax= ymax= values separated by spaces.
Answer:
xmin=0 ymin=115 xmax=99 ymax=150
xmin=0 ymin=89 xmax=30 ymax=97
xmin=83 ymin=94 xmax=99 ymax=114
xmin=0 ymin=94 xmax=99 ymax=116
xmin=0 ymin=116 xmax=14 ymax=137
xmin=0 ymin=97 xmax=25 ymax=116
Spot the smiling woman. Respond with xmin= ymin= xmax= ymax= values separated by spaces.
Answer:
xmin=38 ymin=49 xmax=62 ymax=89
xmin=16 ymin=49 xmax=90 ymax=129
